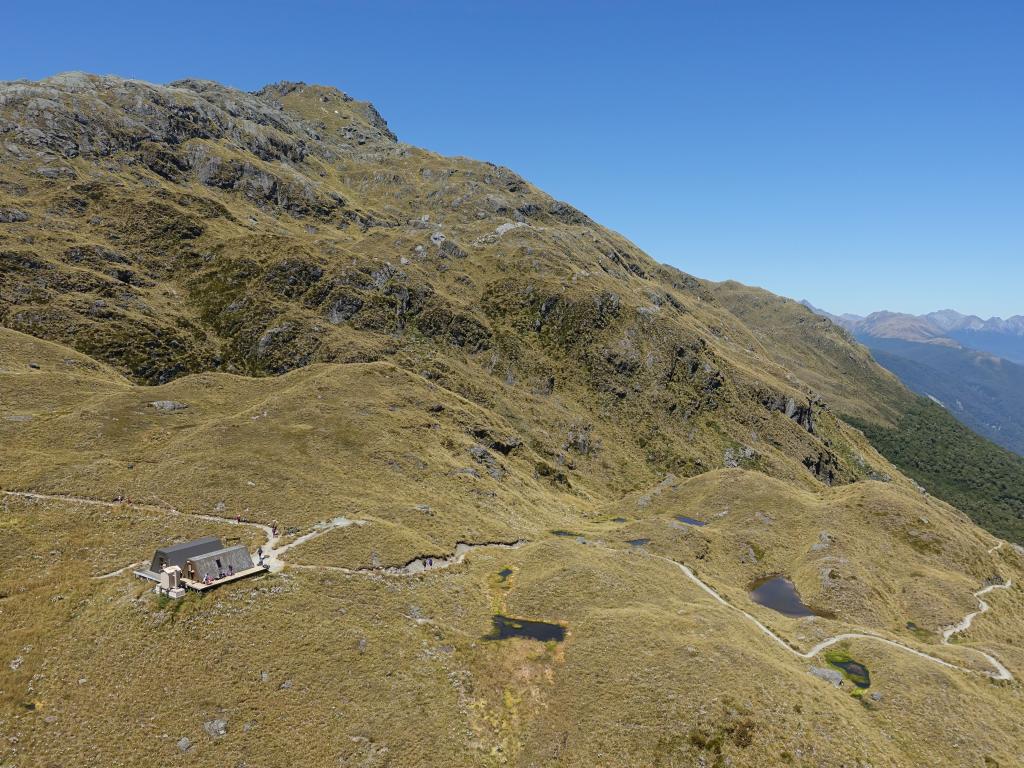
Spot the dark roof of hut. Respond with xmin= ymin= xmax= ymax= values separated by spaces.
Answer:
xmin=151 ymin=536 xmax=224 ymax=569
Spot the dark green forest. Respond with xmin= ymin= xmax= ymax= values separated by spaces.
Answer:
xmin=848 ymin=398 xmax=1024 ymax=543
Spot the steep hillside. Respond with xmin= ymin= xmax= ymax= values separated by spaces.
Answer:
xmin=948 ymin=329 xmax=1024 ymax=365
xmin=865 ymin=337 xmax=1024 ymax=456
xmin=3 ymin=74 xmax=1024 ymax=768
xmin=845 ymin=398 xmax=1024 ymax=542
xmin=718 ymin=285 xmax=1024 ymax=542
xmin=0 ymin=72 xmax=906 ymax=507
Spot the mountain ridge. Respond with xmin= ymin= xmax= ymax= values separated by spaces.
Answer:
xmin=803 ymin=301 xmax=1024 ymax=361
xmin=803 ymin=300 xmax=1024 ymax=456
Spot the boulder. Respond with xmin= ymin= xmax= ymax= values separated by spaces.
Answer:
xmin=203 ymin=719 xmax=227 ymax=738
xmin=35 ymin=165 xmax=76 ymax=179
xmin=809 ymin=666 xmax=843 ymax=687
xmin=0 ymin=207 xmax=29 ymax=223
xmin=149 ymin=400 xmax=188 ymax=412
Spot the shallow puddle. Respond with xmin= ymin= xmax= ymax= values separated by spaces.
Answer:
xmin=550 ymin=529 xmax=582 ymax=537
xmin=485 ymin=615 xmax=565 ymax=642
xmin=749 ymin=576 xmax=818 ymax=618
xmin=497 ymin=567 xmax=513 ymax=582
xmin=627 ymin=538 xmax=650 ymax=547
xmin=825 ymin=651 xmax=871 ymax=688
xmin=674 ymin=515 xmax=706 ymax=526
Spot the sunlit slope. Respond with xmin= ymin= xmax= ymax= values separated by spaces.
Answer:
xmin=3 ymin=463 xmax=1024 ymax=767
xmin=1 ymin=73 xmax=909 ymax=510
xmin=710 ymin=281 xmax=1024 ymax=542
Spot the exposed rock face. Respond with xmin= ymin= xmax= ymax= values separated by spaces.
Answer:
xmin=0 ymin=73 xmax=395 ymax=163
xmin=762 ymin=393 xmax=817 ymax=434
xmin=0 ymin=207 xmax=29 ymax=222
xmin=804 ymin=451 xmax=839 ymax=485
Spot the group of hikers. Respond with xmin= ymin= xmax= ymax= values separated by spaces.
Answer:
xmin=201 ymin=563 xmax=236 ymax=585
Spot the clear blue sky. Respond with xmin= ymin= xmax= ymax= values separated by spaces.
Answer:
xmin=4 ymin=1 xmax=1022 ymax=318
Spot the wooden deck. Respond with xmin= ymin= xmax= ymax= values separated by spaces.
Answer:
xmin=182 ymin=565 xmax=267 ymax=591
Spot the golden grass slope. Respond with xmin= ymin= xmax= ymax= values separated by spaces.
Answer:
xmin=3 ymin=494 xmax=1024 ymax=767
xmin=4 ymin=328 xmax=1024 ymax=767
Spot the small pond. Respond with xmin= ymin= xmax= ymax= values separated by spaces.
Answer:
xmin=550 ymin=529 xmax=582 ymax=537
xmin=497 ymin=567 xmax=514 ymax=582
xmin=674 ymin=515 xmax=707 ymax=527
xmin=825 ymin=651 xmax=871 ymax=688
xmin=749 ymin=576 xmax=818 ymax=618
xmin=611 ymin=516 xmax=628 ymax=523
xmin=485 ymin=615 xmax=565 ymax=642
xmin=627 ymin=538 xmax=650 ymax=547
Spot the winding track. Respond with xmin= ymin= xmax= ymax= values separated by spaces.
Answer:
xmin=660 ymin=555 xmax=1014 ymax=681
xmin=288 ymin=539 xmax=527 ymax=577
xmin=3 ymin=489 xmax=1016 ymax=681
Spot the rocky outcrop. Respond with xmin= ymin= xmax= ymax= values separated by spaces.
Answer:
xmin=804 ymin=451 xmax=839 ymax=485
xmin=0 ymin=73 xmax=395 ymax=165
xmin=0 ymin=207 xmax=29 ymax=222
xmin=762 ymin=392 xmax=817 ymax=434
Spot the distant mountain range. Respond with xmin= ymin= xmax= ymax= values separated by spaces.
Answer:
xmin=805 ymin=305 xmax=1024 ymax=364
xmin=804 ymin=302 xmax=1024 ymax=455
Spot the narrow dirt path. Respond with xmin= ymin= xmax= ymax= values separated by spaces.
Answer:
xmin=268 ymin=516 xmax=366 ymax=569
xmin=936 ymin=579 xmax=1014 ymax=681
xmin=289 ymin=539 xmax=527 ymax=577
xmin=95 ymin=561 xmax=146 ymax=579
xmin=646 ymin=552 xmax=1014 ymax=681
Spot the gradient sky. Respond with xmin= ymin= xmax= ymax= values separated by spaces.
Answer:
xmin=4 ymin=1 xmax=1022 ymax=317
